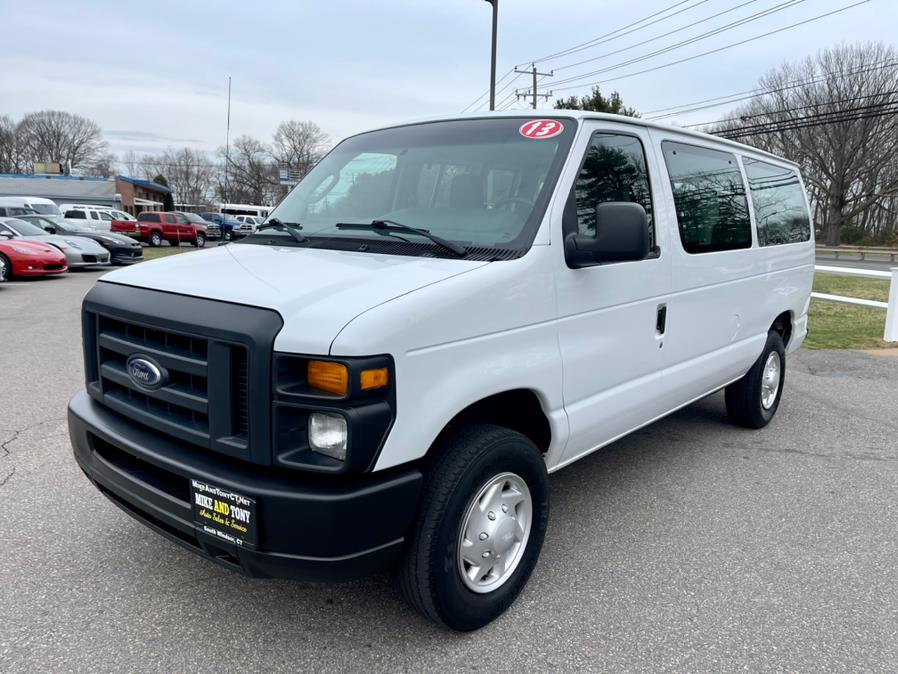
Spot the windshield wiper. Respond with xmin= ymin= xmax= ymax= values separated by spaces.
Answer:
xmin=334 ymin=219 xmax=467 ymax=256
xmin=255 ymin=218 xmax=307 ymax=243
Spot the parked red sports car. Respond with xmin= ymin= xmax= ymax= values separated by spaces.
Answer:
xmin=0 ymin=239 xmax=68 ymax=280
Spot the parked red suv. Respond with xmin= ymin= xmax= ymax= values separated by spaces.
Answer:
xmin=112 ymin=211 xmax=207 ymax=248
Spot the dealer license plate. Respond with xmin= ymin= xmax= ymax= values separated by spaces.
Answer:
xmin=191 ymin=479 xmax=257 ymax=548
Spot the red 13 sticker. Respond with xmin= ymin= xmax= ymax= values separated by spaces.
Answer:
xmin=519 ymin=119 xmax=564 ymax=139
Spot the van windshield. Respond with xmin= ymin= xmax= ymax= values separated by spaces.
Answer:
xmin=30 ymin=203 xmax=62 ymax=216
xmin=265 ymin=117 xmax=575 ymax=256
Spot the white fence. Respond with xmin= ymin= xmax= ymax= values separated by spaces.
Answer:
xmin=813 ymin=264 xmax=898 ymax=342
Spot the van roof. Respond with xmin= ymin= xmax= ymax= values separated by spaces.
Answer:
xmin=359 ymin=110 xmax=798 ymax=167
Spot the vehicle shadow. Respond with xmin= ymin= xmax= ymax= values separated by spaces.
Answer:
xmin=97 ymin=394 xmax=734 ymax=648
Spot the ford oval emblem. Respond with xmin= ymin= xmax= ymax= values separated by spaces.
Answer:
xmin=126 ymin=355 xmax=166 ymax=389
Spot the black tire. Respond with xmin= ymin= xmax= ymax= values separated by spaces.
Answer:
xmin=398 ymin=424 xmax=549 ymax=631
xmin=725 ymin=331 xmax=786 ymax=429
xmin=0 ymin=252 xmax=10 ymax=281
xmin=149 ymin=231 xmax=163 ymax=248
xmin=193 ymin=233 xmax=206 ymax=248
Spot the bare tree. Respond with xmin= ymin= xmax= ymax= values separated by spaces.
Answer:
xmin=712 ymin=43 xmax=898 ymax=245
xmin=16 ymin=110 xmax=108 ymax=175
xmin=0 ymin=115 xmax=27 ymax=173
xmin=83 ymin=151 xmax=118 ymax=178
xmin=218 ymin=135 xmax=277 ymax=205
xmin=159 ymin=148 xmax=215 ymax=206
xmin=272 ymin=120 xmax=329 ymax=181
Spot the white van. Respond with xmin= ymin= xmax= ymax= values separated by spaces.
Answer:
xmin=68 ymin=112 xmax=814 ymax=631
xmin=57 ymin=204 xmax=135 ymax=231
xmin=0 ymin=196 xmax=61 ymax=216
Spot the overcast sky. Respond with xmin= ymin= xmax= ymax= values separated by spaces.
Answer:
xmin=0 ymin=0 xmax=893 ymax=157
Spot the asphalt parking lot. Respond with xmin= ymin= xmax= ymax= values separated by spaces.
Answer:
xmin=1 ymin=268 xmax=897 ymax=672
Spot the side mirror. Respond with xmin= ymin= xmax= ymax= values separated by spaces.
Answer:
xmin=0 ymin=231 xmax=13 ymax=239
xmin=46 ymin=227 xmax=57 ymax=234
xmin=564 ymin=202 xmax=650 ymax=268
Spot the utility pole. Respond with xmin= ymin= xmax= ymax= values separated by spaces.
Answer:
xmin=514 ymin=64 xmax=553 ymax=109
xmin=484 ymin=0 xmax=498 ymax=110
xmin=224 ymin=75 xmax=231 ymax=203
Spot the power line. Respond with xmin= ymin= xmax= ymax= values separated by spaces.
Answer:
xmin=551 ymin=0 xmax=872 ymax=93
xmin=462 ymin=0 xmax=709 ymax=110
xmin=718 ymin=102 xmax=898 ymax=140
xmin=550 ymin=0 xmax=808 ymax=88
xmin=461 ymin=68 xmax=516 ymax=112
xmin=525 ymin=0 xmax=711 ymax=66
xmin=682 ymin=89 xmax=898 ymax=129
xmin=553 ymin=0 xmax=765 ymax=73
xmin=644 ymin=59 xmax=898 ymax=120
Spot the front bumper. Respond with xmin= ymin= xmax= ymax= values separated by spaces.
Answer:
xmin=67 ymin=251 xmax=111 ymax=267
xmin=107 ymin=244 xmax=144 ymax=264
xmin=12 ymin=257 xmax=67 ymax=275
xmin=68 ymin=390 xmax=422 ymax=581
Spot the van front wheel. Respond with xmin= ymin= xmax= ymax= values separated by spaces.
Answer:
xmin=725 ymin=331 xmax=786 ymax=428
xmin=398 ymin=424 xmax=549 ymax=631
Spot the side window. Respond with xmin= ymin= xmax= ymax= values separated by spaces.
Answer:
xmin=165 ymin=214 xmax=177 ymax=224
xmin=742 ymin=158 xmax=810 ymax=246
xmin=89 ymin=211 xmax=99 ymax=220
xmin=573 ymin=133 xmax=655 ymax=251
xmin=65 ymin=210 xmax=86 ymax=219
xmin=0 ymin=223 xmax=12 ymax=234
xmin=661 ymin=141 xmax=751 ymax=254
xmin=98 ymin=211 xmax=113 ymax=221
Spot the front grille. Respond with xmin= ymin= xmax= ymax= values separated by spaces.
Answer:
xmin=44 ymin=263 xmax=65 ymax=271
xmin=82 ymin=283 xmax=283 ymax=466
xmin=83 ymin=255 xmax=100 ymax=263
xmin=91 ymin=314 xmax=249 ymax=454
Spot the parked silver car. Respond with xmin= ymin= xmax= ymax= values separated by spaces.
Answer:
xmin=0 ymin=217 xmax=111 ymax=267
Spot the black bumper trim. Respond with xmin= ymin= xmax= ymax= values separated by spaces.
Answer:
xmin=69 ymin=390 xmax=422 ymax=581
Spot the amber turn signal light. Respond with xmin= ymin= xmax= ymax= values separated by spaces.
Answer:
xmin=307 ymin=360 xmax=349 ymax=395
xmin=360 ymin=367 xmax=389 ymax=391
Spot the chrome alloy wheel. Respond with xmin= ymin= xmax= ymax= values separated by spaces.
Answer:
xmin=457 ymin=472 xmax=533 ymax=594
xmin=761 ymin=351 xmax=781 ymax=410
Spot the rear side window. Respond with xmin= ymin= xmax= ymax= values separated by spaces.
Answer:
xmin=742 ymin=158 xmax=810 ymax=246
xmin=662 ymin=141 xmax=751 ymax=254
xmin=573 ymin=132 xmax=655 ymax=250
xmin=138 ymin=213 xmax=161 ymax=223
xmin=65 ymin=210 xmax=86 ymax=219
xmin=165 ymin=214 xmax=177 ymax=224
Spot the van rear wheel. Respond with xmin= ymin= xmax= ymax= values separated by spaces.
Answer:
xmin=398 ymin=424 xmax=549 ymax=631
xmin=725 ymin=331 xmax=786 ymax=428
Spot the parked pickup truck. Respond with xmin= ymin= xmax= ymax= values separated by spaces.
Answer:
xmin=112 ymin=211 xmax=207 ymax=247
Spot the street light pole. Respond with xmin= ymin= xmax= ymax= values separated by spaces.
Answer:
xmin=485 ymin=0 xmax=498 ymax=110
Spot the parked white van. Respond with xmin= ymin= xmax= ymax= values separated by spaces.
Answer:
xmin=0 ymin=196 xmax=61 ymax=216
xmin=68 ymin=112 xmax=814 ymax=630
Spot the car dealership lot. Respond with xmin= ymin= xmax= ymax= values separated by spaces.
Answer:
xmin=1 ymin=270 xmax=896 ymax=672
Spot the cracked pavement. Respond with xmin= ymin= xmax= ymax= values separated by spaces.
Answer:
xmin=1 ymin=269 xmax=897 ymax=672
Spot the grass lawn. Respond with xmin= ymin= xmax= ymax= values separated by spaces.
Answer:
xmin=806 ymin=273 xmax=896 ymax=350
xmin=141 ymin=245 xmax=201 ymax=261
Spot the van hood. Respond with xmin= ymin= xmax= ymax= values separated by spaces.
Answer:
xmin=101 ymin=243 xmax=488 ymax=353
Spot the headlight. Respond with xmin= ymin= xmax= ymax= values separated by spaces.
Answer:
xmin=273 ymin=354 xmax=395 ymax=473
xmin=308 ymin=412 xmax=348 ymax=461
xmin=63 ymin=239 xmax=81 ymax=249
